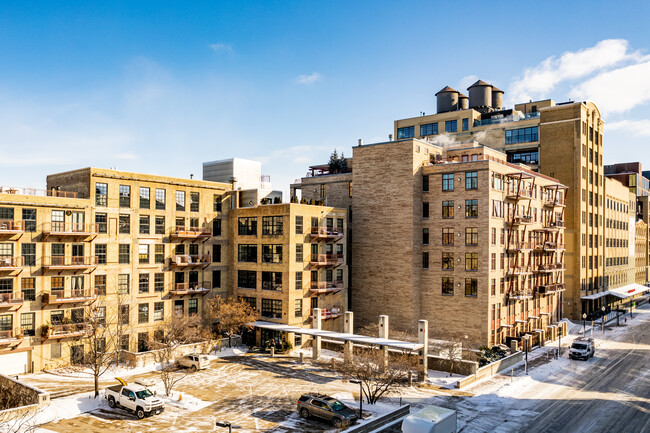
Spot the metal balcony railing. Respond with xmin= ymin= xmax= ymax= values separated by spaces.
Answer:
xmin=0 ymin=257 xmax=24 ymax=269
xmin=46 ymin=323 xmax=91 ymax=340
xmin=0 ymin=220 xmax=23 ymax=232
xmin=43 ymin=288 xmax=97 ymax=305
xmin=170 ymin=226 xmax=212 ymax=239
xmin=42 ymin=222 xmax=98 ymax=235
xmin=309 ymin=227 xmax=344 ymax=239
xmin=309 ymin=281 xmax=344 ymax=294
xmin=171 ymin=282 xmax=212 ymax=295
xmin=0 ymin=328 xmax=24 ymax=345
xmin=0 ymin=292 xmax=24 ymax=308
xmin=310 ymin=254 xmax=344 ymax=266
xmin=170 ymin=255 xmax=211 ymax=266
xmin=42 ymin=256 xmax=98 ymax=269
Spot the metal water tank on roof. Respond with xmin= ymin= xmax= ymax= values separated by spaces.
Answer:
xmin=458 ymin=93 xmax=469 ymax=110
xmin=435 ymin=86 xmax=459 ymax=113
xmin=492 ymin=86 xmax=504 ymax=109
xmin=468 ymin=80 xmax=492 ymax=109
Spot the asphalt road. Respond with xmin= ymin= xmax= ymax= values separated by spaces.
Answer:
xmin=521 ymin=308 xmax=650 ymax=433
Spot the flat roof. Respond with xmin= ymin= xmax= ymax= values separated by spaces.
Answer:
xmin=251 ymin=321 xmax=424 ymax=351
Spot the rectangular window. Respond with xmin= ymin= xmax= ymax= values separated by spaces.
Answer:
xmin=422 ymin=175 xmax=429 ymax=192
xmin=154 ymin=273 xmax=164 ymax=292
xmin=465 ymin=253 xmax=478 ymax=271
xmin=261 ymin=298 xmax=282 ymax=319
xmin=262 ymin=216 xmax=283 ymax=235
xmin=442 ymin=252 xmax=454 ymax=270
xmin=176 ymin=191 xmax=185 ymax=211
xmin=95 ymin=213 xmax=107 ymax=234
xmin=423 ymin=202 xmax=429 ymax=218
xmin=212 ymin=270 xmax=221 ymax=288
xmin=465 ymin=278 xmax=478 ymax=297
xmin=118 ymin=274 xmax=130 ymax=295
xmin=445 ymin=120 xmax=457 ymax=133
xmin=442 ymin=228 xmax=453 ymax=245
xmin=154 ymin=216 xmax=165 ymax=235
xmin=22 ymin=209 xmax=36 ymax=232
xmin=154 ymin=244 xmax=164 ymax=264
xmin=119 ymin=244 xmax=130 ymax=264
xmin=95 ymin=183 xmax=108 ymax=206
xmin=139 ymin=274 xmax=149 ymax=294
xmin=21 ymin=243 xmax=35 ymax=267
xmin=20 ymin=312 xmax=35 ymax=336
xmin=119 ymin=185 xmax=131 ymax=208
xmin=462 ymin=118 xmax=469 ymax=131
xmin=188 ymin=298 xmax=198 ymax=316
xmin=442 ymin=201 xmax=454 ymax=218
xmin=95 ymin=244 xmax=107 ymax=265
xmin=397 ymin=126 xmax=414 ymax=139
xmin=465 ymin=171 xmax=478 ymax=189
xmin=491 ymin=228 xmax=496 ymax=245
xmin=139 ymin=187 xmax=150 ymax=209
xmin=505 ymin=126 xmax=539 ymax=144
xmin=442 ymin=277 xmax=454 ymax=295
xmin=465 ymin=227 xmax=478 ymax=245
xmin=262 ymin=245 xmax=282 ymax=263
xmin=422 ymin=228 xmax=429 ymax=245
xmin=155 ymin=188 xmax=166 ymax=210
xmin=119 ymin=214 xmax=130 ymax=234
xmin=238 ymin=244 xmax=257 ymax=262
xmin=189 ymin=192 xmax=200 ymax=212
xmin=296 ymin=244 xmax=303 ymax=262
xmin=21 ymin=278 xmax=35 ymax=301
xmin=213 ymin=194 xmax=222 ymax=212
xmin=442 ymin=173 xmax=454 ymax=191
xmin=420 ymin=123 xmax=438 ymax=136
xmin=422 ymin=252 xmax=429 ymax=269
xmin=295 ymin=271 xmax=303 ymax=290
xmin=238 ymin=270 xmax=256 ymax=289
xmin=212 ymin=244 xmax=221 ymax=262
xmin=238 ymin=217 xmax=257 ymax=235
xmin=154 ymin=302 xmax=164 ymax=321
xmin=465 ymin=199 xmax=478 ymax=217
xmin=294 ymin=299 xmax=303 ymax=318
xmin=95 ymin=275 xmax=106 ymax=296
xmin=295 ymin=216 xmax=303 ymax=234
xmin=138 ymin=303 xmax=149 ymax=323
xmin=213 ymin=219 xmax=222 ymax=236
xmin=139 ymin=215 xmax=150 ymax=234
xmin=262 ymin=271 xmax=282 ymax=290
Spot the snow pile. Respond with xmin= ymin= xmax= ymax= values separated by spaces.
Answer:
xmin=207 ymin=345 xmax=248 ymax=360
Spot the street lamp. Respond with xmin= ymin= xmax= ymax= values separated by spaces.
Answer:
xmin=601 ymin=306 xmax=606 ymax=334
xmin=582 ymin=313 xmax=587 ymax=336
xmin=350 ymin=379 xmax=363 ymax=419
xmin=216 ymin=421 xmax=232 ymax=433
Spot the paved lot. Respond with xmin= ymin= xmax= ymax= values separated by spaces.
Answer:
xmin=39 ymin=355 xmax=380 ymax=432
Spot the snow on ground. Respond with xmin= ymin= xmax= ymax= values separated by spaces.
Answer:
xmin=426 ymin=368 xmax=466 ymax=388
xmin=206 ymin=345 xmax=248 ymax=360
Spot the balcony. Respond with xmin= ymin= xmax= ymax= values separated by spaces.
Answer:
xmin=42 ymin=256 xmax=98 ymax=273
xmin=0 ymin=257 xmax=25 ymax=273
xmin=170 ymin=281 xmax=212 ymax=296
xmin=0 ymin=292 xmax=24 ymax=310
xmin=309 ymin=281 xmax=344 ymax=295
xmin=508 ymin=215 xmax=533 ymax=225
xmin=310 ymin=253 xmax=344 ymax=267
xmin=170 ymin=226 xmax=212 ymax=242
xmin=309 ymin=227 xmax=344 ymax=240
xmin=505 ymin=186 xmax=533 ymax=200
xmin=0 ymin=220 xmax=24 ymax=239
xmin=44 ymin=323 xmax=91 ymax=340
xmin=42 ymin=223 xmax=98 ymax=241
xmin=43 ymin=288 xmax=97 ymax=306
xmin=534 ymin=242 xmax=565 ymax=252
xmin=543 ymin=197 xmax=566 ymax=207
xmin=509 ymin=290 xmax=533 ymax=300
xmin=539 ymin=220 xmax=566 ymax=230
xmin=0 ymin=329 xmax=24 ymax=347
xmin=170 ymin=255 xmax=211 ymax=268
xmin=311 ymin=307 xmax=342 ymax=320
xmin=506 ymin=241 xmax=533 ymax=251
xmin=508 ymin=266 xmax=532 ymax=276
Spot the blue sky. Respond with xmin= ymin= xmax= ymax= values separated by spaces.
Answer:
xmin=1 ymin=1 xmax=650 ymax=193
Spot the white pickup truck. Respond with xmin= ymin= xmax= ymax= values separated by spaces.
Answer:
xmin=105 ymin=378 xmax=165 ymax=419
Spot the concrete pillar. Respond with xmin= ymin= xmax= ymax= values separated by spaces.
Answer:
xmin=286 ymin=332 xmax=295 ymax=353
xmin=378 ymin=315 xmax=389 ymax=372
xmin=418 ymin=320 xmax=429 ymax=381
xmin=312 ymin=308 xmax=322 ymax=360
xmin=344 ymin=311 xmax=354 ymax=363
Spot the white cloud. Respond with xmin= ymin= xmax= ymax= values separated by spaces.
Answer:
xmin=508 ymin=39 xmax=637 ymax=103
xmin=607 ymin=119 xmax=650 ymax=136
xmin=296 ymin=72 xmax=322 ymax=84
xmin=208 ymin=43 xmax=232 ymax=53
xmin=456 ymin=75 xmax=478 ymax=93
xmin=569 ymin=59 xmax=650 ymax=114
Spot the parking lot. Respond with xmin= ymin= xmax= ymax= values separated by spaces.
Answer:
xmin=40 ymin=354 xmax=371 ymax=432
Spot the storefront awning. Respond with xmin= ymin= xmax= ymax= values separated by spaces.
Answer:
xmin=607 ymin=284 xmax=650 ymax=299
xmin=580 ymin=291 xmax=609 ymax=300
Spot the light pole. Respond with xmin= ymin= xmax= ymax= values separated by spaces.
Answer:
xmin=582 ymin=313 xmax=587 ymax=336
xmin=601 ymin=306 xmax=606 ymax=334
xmin=216 ymin=421 xmax=232 ymax=433
xmin=350 ymin=379 xmax=363 ymax=419
xmin=617 ymin=301 xmax=620 ymax=327
xmin=523 ymin=335 xmax=529 ymax=375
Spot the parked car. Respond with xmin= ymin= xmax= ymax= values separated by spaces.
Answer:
xmin=569 ymin=337 xmax=595 ymax=360
xmin=177 ymin=354 xmax=210 ymax=371
xmin=105 ymin=378 xmax=164 ymax=419
xmin=297 ymin=393 xmax=358 ymax=428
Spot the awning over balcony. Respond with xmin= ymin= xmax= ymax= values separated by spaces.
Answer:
xmin=607 ymin=284 xmax=650 ymax=299
xmin=249 ymin=321 xmax=423 ymax=351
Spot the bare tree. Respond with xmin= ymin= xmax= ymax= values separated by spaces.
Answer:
xmin=112 ymin=292 xmax=132 ymax=368
xmin=203 ymin=296 xmax=259 ymax=348
xmin=432 ymin=338 xmax=464 ymax=377
xmin=150 ymin=314 xmax=205 ymax=396
xmin=331 ymin=349 xmax=417 ymax=404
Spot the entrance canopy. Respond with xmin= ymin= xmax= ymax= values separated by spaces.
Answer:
xmin=607 ymin=283 xmax=650 ymax=299
xmin=580 ymin=291 xmax=609 ymax=300
xmin=250 ymin=321 xmax=424 ymax=351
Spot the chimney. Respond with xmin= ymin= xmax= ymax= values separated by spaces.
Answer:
xmin=358 ymin=139 xmax=363 ymax=146
xmin=389 ymin=134 xmax=393 ymax=141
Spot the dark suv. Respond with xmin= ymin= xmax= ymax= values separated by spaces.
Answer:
xmin=297 ymin=393 xmax=358 ymax=428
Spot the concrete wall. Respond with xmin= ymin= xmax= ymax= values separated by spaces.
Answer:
xmin=0 ymin=372 xmax=50 ymax=410
xmin=455 ymin=351 xmax=524 ymax=389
